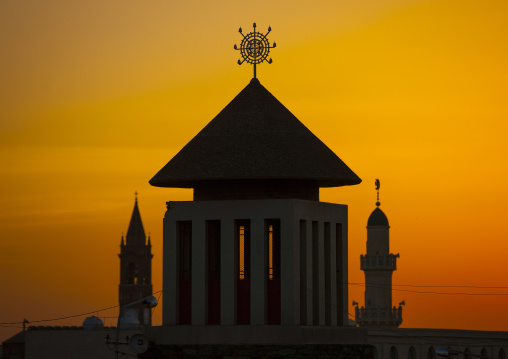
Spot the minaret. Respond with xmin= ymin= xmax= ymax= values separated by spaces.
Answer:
xmin=118 ymin=193 xmax=153 ymax=326
xmin=356 ymin=179 xmax=403 ymax=327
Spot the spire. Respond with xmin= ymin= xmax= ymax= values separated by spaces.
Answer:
xmin=368 ymin=179 xmax=389 ymax=226
xmin=375 ymin=179 xmax=381 ymax=207
xmin=126 ymin=193 xmax=146 ymax=245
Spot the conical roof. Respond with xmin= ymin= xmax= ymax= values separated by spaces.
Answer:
xmin=150 ymin=78 xmax=361 ymax=188
xmin=126 ymin=198 xmax=146 ymax=245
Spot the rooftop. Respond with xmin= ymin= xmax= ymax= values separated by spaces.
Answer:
xmin=150 ymin=78 xmax=361 ymax=190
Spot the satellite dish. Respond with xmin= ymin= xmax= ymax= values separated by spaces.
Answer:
xmin=128 ymin=334 xmax=149 ymax=354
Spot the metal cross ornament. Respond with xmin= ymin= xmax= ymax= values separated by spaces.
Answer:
xmin=234 ymin=22 xmax=276 ymax=79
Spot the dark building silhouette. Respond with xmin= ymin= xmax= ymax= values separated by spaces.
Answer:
xmin=143 ymin=78 xmax=372 ymax=358
xmin=118 ymin=195 xmax=153 ymax=326
xmin=356 ymin=185 xmax=403 ymax=327
xmin=1 ymin=331 xmax=25 ymax=359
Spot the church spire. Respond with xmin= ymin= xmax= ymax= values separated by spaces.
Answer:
xmin=126 ymin=192 xmax=146 ymax=245
xmin=119 ymin=193 xmax=153 ymax=326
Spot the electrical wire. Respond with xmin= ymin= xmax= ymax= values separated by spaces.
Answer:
xmin=348 ymin=283 xmax=508 ymax=296
xmin=349 ymin=283 xmax=508 ymax=289
xmin=0 ymin=324 xmax=23 ymax=328
xmin=0 ymin=289 xmax=163 ymax=326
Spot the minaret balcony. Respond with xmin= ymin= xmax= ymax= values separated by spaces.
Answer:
xmin=355 ymin=306 xmax=403 ymax=327
xmin=360 ymin=254 xmax=399 ymax=271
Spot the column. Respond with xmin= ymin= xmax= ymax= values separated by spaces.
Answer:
xmin=191 ymin=220 xmax=206 ymax=325
xmin=329 ymin=222 xmax=338 ymax=326
xmin=318 ymin=221 xmax=326 ymax=325
xmin=220 ymin=218 xmax=236 ymax=325
xmin=281 ymin=216 xmax=298 ymax=325
xmin=162 ymin=212 xmax=178 ymax=325
xmin=306 ymin=220 xmax=314 ymax=325
xmin=250 ymin=217 xmax=265 ymax=325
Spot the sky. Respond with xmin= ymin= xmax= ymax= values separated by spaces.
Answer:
xmin=1 ymin=0 xmax=508 ymax=342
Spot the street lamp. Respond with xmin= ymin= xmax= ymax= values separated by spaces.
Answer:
xmin=113 ymin=295 xmax=158 ymax=359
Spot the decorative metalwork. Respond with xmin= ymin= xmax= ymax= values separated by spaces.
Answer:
xmin=234 ymin=22 xmax=276 ymax=79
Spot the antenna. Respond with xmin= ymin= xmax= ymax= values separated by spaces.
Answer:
xmin=128 ymin=334 xmax=149 ymax=354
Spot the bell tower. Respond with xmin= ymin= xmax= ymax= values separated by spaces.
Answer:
xmin=118 ymin=193 xmax=153 ymax=326
xmin=150 ymin=75 xmax=362 ymax=330
xmin=356 ymin=180 xmax=403 ymax=327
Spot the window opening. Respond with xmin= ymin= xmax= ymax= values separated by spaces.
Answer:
xmin=268 ymin=224 xmax=274 ymax=280
xmin=239 ymin=225 xmax=246 ymax=280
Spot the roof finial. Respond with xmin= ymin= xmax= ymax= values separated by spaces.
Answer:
xmin=375 ymin=179 xmax=381 ymax=207
xmin=134 ymin=190 xmax=138 ymax=202
xmin=234 ymin=22 xmax=276 ymax=79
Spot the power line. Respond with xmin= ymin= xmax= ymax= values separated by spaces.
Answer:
xmin=0 ymin=324 xmax=23 ymax=328
xmin=349 ymin=282 xmax=508 ymax=289
xmin=348 ymin=283 xmax=508 ymax=296
xmin=0 ymin=289 xmax=163 ymax=326
xmin=0 ymin=304 xmax=119 ymax=326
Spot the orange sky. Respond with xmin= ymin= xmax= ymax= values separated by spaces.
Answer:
xmin=1 ymin=0 xmax=508 ymax=342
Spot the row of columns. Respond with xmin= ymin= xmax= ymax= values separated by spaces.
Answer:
xmin=162 ymin=200 xmax=348 ymax=327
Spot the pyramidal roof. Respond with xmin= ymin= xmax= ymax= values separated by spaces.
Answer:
xmin=126 ymin=198 xmax=146 ymax=245
xmin=150 ymin=78 xmax=361 ymax=188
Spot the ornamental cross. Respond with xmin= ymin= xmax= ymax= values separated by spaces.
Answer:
xmin=234 ymin=22 xmax=276 ymax=79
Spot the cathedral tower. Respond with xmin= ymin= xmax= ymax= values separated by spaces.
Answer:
xmin=150 ymin=77 xmax=362 ymax=333
xmin=356 ymin=180 xmax=403 ymax=327
xmin=118 ymin=194 xmax=153 ymax=326
xmin=146 ymin=26 xmax=372 ymax=352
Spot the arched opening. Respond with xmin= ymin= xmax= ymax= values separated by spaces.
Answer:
xmin=390 ymin=346 xmax=399 ymax=359
xmin=408 ymin=346 xmax=416 ymax=359
xmin=127 ymin=263 xmax=138 ymax=284
xmin=428 ymin=347 xmax=436 ymax=359
xmin=464 ymin=348 xmax=471 ymax=359
xmin=499 ymin=348 xmax=506 ymax=359
xmin=481 ymin=349 xmax=488 ymax=359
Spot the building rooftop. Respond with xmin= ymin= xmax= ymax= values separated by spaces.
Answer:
xmin=150 ymin=78 xmax=361 ymax=190
xmin=367 ymin=207 xmax=389 ymax=227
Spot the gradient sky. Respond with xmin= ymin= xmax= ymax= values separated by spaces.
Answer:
xmin=1 ymin=0 xmax=508 ymax=342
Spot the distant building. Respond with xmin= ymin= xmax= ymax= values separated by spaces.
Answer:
xmin=1 ymin=331 xmax=24 ymax=359
xmin=354 ymin=185 xmax=508 ymax=358
xmin=118 ymin=195 xmax=153 ymax=327
xmin=356 ymin=185 xmax=403 ymax=327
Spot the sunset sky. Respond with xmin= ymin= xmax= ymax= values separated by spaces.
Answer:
xmin=1 ymin=0 xmax=508 ymax=342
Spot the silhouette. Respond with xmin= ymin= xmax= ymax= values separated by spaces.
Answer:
xmin=118 ymin=193 xmax=153 ymax=327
